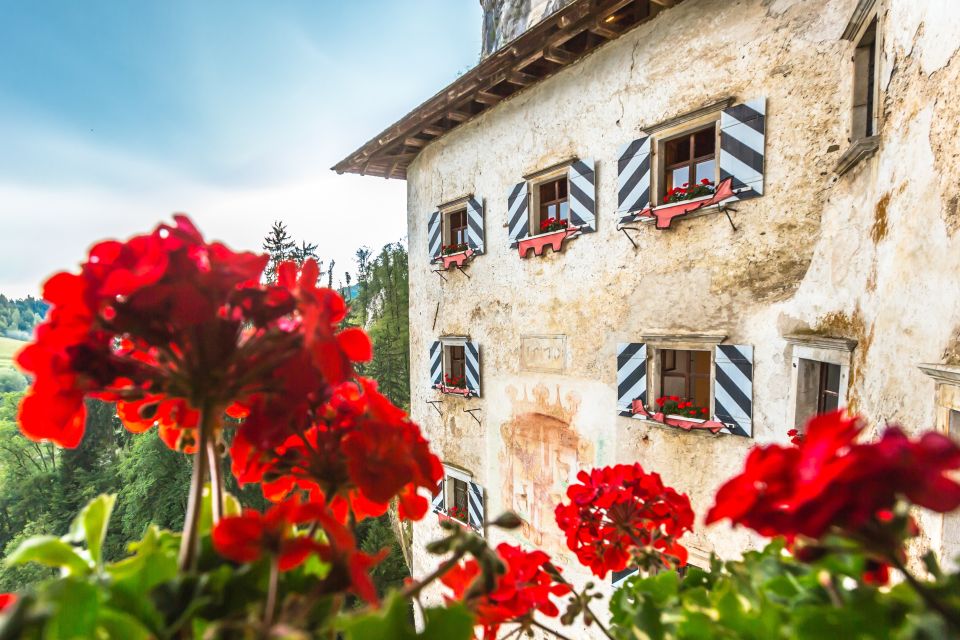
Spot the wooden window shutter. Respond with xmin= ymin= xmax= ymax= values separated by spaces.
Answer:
xmin=466 ymin=196 xmax=485 ymax=254
xmin=714 ymin=344 xmax=754 ymax=437
xmin=617 ymin=343 xmax=648 ymax=416
xmin=465 ymin=341 xmax=481 ymax=397
xmin=467 ymin=481 xmax=485 ymax=533
xmin=568 ymin=158 xmax=597 ymax=233
xmin=430 ymin=341 xmax=443 ymax=389
xmin=720 ymin=99 xmax=766 ymax=201
xmin=431 ymin=479 xmax=445 ymax=513
xmin=427 ymin=210 xmax=442 ymax=263
xmin=617 ymin=136 xmax=652 ymax=222
xmin=507 ymin=181 xmax=530 ymax=247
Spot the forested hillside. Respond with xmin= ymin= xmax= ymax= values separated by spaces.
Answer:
xmin=0 ymin=295 xmax=47 ymax=341
xmin=0 ymin=232 xmax=413 ymax=595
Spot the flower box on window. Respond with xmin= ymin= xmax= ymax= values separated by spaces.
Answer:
xmin=637 ymin=177 xmax=736 ymax=230
xmin=517 ymin=224 xmax=582 ymax=258
xmin=432 ymin=380 xmax=476 ymax=398
xmin=436 ymin=244 xmax=474 ymax=270
xmin=630 ymin=398 xmax=726 ymax=434
xmin=437 ymin=505 xmax=470 ymax=529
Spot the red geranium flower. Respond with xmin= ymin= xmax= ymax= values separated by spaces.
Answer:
xmin=706 ymin=411 xmax=960 ymax=542
xmin=554 ymin=464 xmax=693 ymax=578
xmin=441 ymin=543 xmax=570 ymax=640
xmin=0 ymin=593 xmax=15 ymax=613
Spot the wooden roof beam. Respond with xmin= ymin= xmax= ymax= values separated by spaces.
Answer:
xmin=446 ymin=109 xmax=471 ymax=122
xmin=474 ymin=90 xmax=503 ymax=106
xmin=543 ymin=45 xmax=576 ymax=65
xmin=507 ymin=70 xmax=539 ymax=86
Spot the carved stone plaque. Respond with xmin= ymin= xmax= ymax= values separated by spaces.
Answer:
xmin=520 ymin=335 xmax=566 ymax=373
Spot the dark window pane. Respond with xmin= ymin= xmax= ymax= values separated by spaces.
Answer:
xmin=557 ymin=178 xmax=567 ymax=198
xmin=665 ymin=137 xmax=690 ymax=165
xmin=540 ymin=182 xmax=554 ymax=201
xmin=691 ymin=350 xmax=711 ymax=376
xmin=694 ymin=127 xmax=716 ymax=158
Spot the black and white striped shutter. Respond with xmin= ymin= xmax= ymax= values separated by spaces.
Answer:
xmin=427 ymin=210 xmax=442 ymax=262
xmin=507 ymin=182 xmax=529 ymax=247
xmin=429 ymin=341 xmax=443 ymax=389
xmin=720 ymin=99 xmax=766 ymax=201
xmin=568 ymin=158 xmax=596 ymax=233
xmin=617 ymin=343 xmax=648 ymax=416
xmin=617 ymin=137 xmax=652 ymax=223
xmin=612 ymin=566 xmax=638 ymax=589
xmin=432 ymin=479 xmax=445 ymax=514
xmin=466 ymin=196 xmax=485 ymax=254
xmin=467 ymin=481 xmax=484 ymax=532
xmin=465 ymin=341 xmax=481 ymax=397
xmin=714 ymin=345 xmax=754 ymax=437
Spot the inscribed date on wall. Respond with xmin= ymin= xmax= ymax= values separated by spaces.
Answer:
xmin=520 ymin=335 xmax=566 ymax=373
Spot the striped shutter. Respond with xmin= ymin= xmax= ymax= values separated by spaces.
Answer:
xmin=427 ymin=210 xmax=442 ymax=263
xmin=714 ymin=345 xmax=754 ymax=437
xmin=432 ymin=479 xmax=445 ymax=513
xmin=465 ymin=341 xmax=481 ymax=397
xmin=617 ymin=136 xmax=652 ymax=223
xmin=617 ymin=343 xmax=648 ymax=416
xmin=507 ymin=182 xmax=529 ymax=247
xmin=467 ymin=481 xmax=485 ymax=532
xmin=429 ymin=341 xmax=443 ymax=389
xmin=568 ymin=158 xmax=596 ymax=233
xmin=720 ymin=99 xmax=766 ymax=201
xmin=612 ymin=566 xmax=638 ymax=589
xmin=466 ymin=196 xmax=485 ymax=254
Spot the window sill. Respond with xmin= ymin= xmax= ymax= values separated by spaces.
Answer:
xmin=517 ymin=226 xmax=582 ymax=258
xmin=834 ymin=135 xmax=880 ymax=177
xmin=630 ymin=177 xmax=738 ymax=230
xmin=629 ymin=400 xmax=726 ymax=434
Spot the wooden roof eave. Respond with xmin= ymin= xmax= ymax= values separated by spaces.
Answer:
xmin=332 ymin=0 xmax=679 ymax=179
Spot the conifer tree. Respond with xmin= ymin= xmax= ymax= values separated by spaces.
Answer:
xmin=261 ymin=221 xmax=296 ymax=282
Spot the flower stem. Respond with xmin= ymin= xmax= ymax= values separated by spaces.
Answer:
xmin=178 ymin=402 xmax=214 ymax=571
xmin=531 ymin=619 xmax=576 ymax=640
xmin=889 ymin=554 xmax=960 ymax=631
xmin=401 ymin=549 xmax=467 ymax=600
xmin=262 ymin=555 xmax=279 ymax=638
xmin=206 ymin=435 xmax=224 ymax=523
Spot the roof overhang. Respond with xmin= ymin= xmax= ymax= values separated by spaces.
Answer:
xmin=332 ymin=0 xmax=682 ymax=180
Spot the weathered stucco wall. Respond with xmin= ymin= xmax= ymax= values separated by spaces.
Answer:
xmin=406 ymin=0 xmax=960 ymax=622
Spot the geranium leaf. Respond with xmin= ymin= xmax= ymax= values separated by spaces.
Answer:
xmin=67 ymin=494 xmax=116 ymax=568
xmin=340 ymin=593 xmax=474 ymax=640
xmin=6 ymin=535 xmax=90 ymax=576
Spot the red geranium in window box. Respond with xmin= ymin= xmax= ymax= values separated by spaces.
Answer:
xmin=539 ymin=217 xmax=569 ymax=234
xmin=665 ymin=178 xmax=716 ymax=204
xmin=437 ymin=244 xmax=474 ymax=270
xmin=441 ymin=242 xmax=468 ymax=255
xmin=630 ymin=396 xmax=726 ymax=434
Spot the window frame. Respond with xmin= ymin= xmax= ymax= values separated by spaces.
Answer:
xmin=441 ymin=464 xmax=475 ymax=527
xmin=661 ymin=125 xmax=718 ymax=197
xmin=528 ymin=166 xmax=572 ymax=236
xmin=658 ymin=348 xmax=712 ymax=411
xmin=440 ymin=336 xmax=469 ymax=390
xmin=849 ymin=11 xmax=881 ymax=142
xmin=443 ymin=207 xmax=469 ymax=250
xmin=653 ymin=114 xmax=721 ymax=206
xmin=785 ymin=336 xmax=856 ymax=432
xmin=641 ymin=336 xmax=726 ymax=418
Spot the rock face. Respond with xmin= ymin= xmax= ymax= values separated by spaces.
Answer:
xmin=480 ymin=0 xmax=575 ymax=57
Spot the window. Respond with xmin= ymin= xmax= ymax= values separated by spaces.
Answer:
xmin=662 ymin=125 xmax=716 ymax=198
xmin=537 ymin=177 xmax=569 ymax=229
xmin=445 ymin=208 xmax=468 ymax=248
xmin=852 ymin=18 xmax=878 ymax=140
xmin=660 ymin=349 xmax=711 ymax=410
xmin=446 ymin=345 xmax=466 ymax=386
xmin=450 ymin=477 xmax=469 ymax=523
xmin=785 ymin=335 xmax=855 ymax=432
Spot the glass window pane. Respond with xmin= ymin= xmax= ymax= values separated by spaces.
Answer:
xmin=692 ymin=377 xmax=711 ymax=411
xmin=691 ymin=351 xmax=711 ymax=376
xmin=662 ymin=376 xmax=685 ymax=398
xmin=670 ymin=166 xmax=689 ymax=190
xmin=695 ymin=160 xmax=715 ymax=185
xmin=558 ymin=179 xmax=567 ymax=199
xmin=548 ymin=204 xmax=557 ymax=218
xmin=559 ymin=201 xmax=569 ymax=221
xmin=540 ymin=182 xmax=554 ymax=201
xmin=694 ymin=127 xmax=716 ymax=157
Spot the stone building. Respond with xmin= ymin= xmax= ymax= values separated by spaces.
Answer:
xmin=335 ymin=0 xmax=960 ymax=628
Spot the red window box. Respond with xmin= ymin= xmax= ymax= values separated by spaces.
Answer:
xmin=517 ymin=226 xmax=582 ymax=258
xmin=636 ymin=177 xmax=736 ymax=229
xmin=439 ymin=247 xmax=474 ymax=270
xmin=631 ymin=399 xmax=726 ymax=434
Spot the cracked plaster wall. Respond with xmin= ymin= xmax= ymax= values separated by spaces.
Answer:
xmin=407 ymin=0 xmax=960 ymax=624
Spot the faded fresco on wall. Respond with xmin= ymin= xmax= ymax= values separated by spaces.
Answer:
xmin=500 ymin=383 xmax=594 ymax=556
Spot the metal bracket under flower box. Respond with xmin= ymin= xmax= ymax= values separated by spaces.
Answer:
xmin=517 ymin=226 xmax=582 ymax=258
xmin=631 ymin=399 xmax=726 ymax=434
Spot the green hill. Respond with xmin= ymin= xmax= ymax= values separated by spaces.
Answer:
xmin=0 ymin=336 xmax=24 ymax=371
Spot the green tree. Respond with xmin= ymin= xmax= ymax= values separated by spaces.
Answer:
xmin=262 ymin=220 xmax=297 ymax=282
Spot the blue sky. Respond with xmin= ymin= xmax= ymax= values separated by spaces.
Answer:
xmin=0 ymin=1 xmax=481 ymax=297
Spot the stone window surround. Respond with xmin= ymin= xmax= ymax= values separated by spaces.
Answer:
xmin=836 ymin=0 xmax=883 ymax=177
xmin=652 ymin=111 xmax=722 ymax=207
xmin=917 ymin=363 xmax=960 ymax=570
xmin=640 ymin=334 xmax=726 ymax=416
xmin=784 ymin=335 xmax=857 ymax=431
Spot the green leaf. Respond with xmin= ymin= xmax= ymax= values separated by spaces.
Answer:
xmin=96 ymin=608 xmax=152 ymax=640
xmin=6 ymin=535 xmax=90 ymax=576
xmin=198 ymin=484 xmax=242 ymax=537
xmin=340 ymin=593 xmax=474 ymax=640
xmin=66 ymin=494 xmax=116 ymax=568
xmin=40 ymin=578 xmax=99 ymax=639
